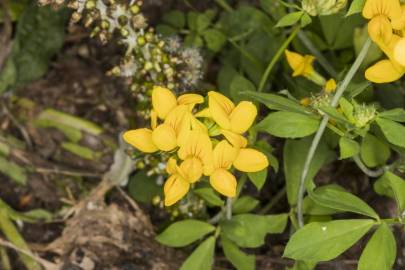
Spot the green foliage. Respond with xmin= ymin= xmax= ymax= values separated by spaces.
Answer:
xmin=221 ymin=235 xmax=255 ymax=270
xmin=128 ymin=171 xmax=162 ymax=204
xmin=221 ymin=214 xmax=288 ymax=248
xmin=193 ymin=187 xmax=224 ymax=207
xmin=358 ymin=223 xmax=396 ymax=270
xmin=247 ymin=169 xmax=268 ymax=190
xmin=360 ymin=133 xmax=390 ymax=167
xmin=284 ymin=219 xmax=374 ymax=261
xmin=232 ymin=196 xmax=259 ymax=214
xmin=339 ymin=137 xmax=360 ymax=159
xmin=257 ymin=112 xmax=320 ymax=138
xmin=156 ymin=220 xmax=215 ymax=247
xmin=0 ymin=3 xmax=68 ymax=92
xmin=180 ymin=236 xmax=216 ymax=270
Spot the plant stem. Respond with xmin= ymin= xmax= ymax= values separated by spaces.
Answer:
xmin=215 ymin=0 xmax=233 ymax=12
xmin=258 ymin=25 xmax=300 ymax=93
xmin=226 ymin=197 xmax=232 ymax=220
xmin=259 ymin=186 xmax=287 ymax=214
xmin=296 ymin=38 xmax=372 ymax=228
xmin=297 ymin=31 xmax=337 ymax=78
xmin=352 ymin=155 xmax=385 ymax=178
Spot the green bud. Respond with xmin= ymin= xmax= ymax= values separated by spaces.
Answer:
xmin=120 ymin=28 xmax=130 ymax=37
xmin=137 ymin=36 xmax=146 ymax=46
xmin=353 ymin=104 xmax=376 ymax=128
xmin=302 ymin=0 xmax=347 ymax=16
xmin=100 ymin=20 xmax=110 ymax=30
xmin=130 ymin=4 xmax=140 ymax=14
xmin=144 ymin=61 xmax=153 ymax=71
xmin=85 ymin=0 xmax=96 ymax=9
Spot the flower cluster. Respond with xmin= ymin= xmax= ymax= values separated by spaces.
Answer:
xmin=123 ymin=87 xmax=269 ymax=206
xmin=363 ymin=0 xmax=405 ymax=83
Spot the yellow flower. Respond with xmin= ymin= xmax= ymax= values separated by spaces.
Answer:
xmin=324 ymin=78 xmax=337 ymax=93
xmin=207 ymin=91 xmax=257 ymax=148
xmin=362 ymin=0 xmax=401 ymax=44
xmin=164 ymin=158 xmax=190 ymax=206
xmin=284 ymin=50 xmax=326 ymax=85
xmin=123 ymin=87 xmax=205 ymax=152
xmin=209 ymin=140 xmax=269 ymax=197
xmin=177 ymin=130 xmax=213 ymax=183
xmin=300 ymin=97 xmax=311 ymax=106
xmin=209 ymin=140 xmax=238 ymax=197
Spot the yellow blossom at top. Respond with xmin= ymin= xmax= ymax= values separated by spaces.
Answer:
xmin=205 ymin=91 xmax=257 ymax=148
xmin=324 ymin=78 xmax=337 ymax=93
xmin=123 ymin=86 xmax=270 ymax=207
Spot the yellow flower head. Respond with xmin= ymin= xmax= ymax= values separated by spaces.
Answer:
xmin=285 ymin=50 xmax=316 ymax=77
xmin=207 ymin=91 xmax=257 ymax=148
xmin=324 ymin=78 xmax=337 ymax=93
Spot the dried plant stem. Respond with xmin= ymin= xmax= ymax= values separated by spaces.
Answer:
xmin=296 ymin=38 xmax=372 ymax=228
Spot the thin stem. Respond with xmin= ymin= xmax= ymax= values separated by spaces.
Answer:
xmin=226 ymin=197 xmax=232 ymax=220
xmin=259 ymin=186 xmax=286 ymax=214
xmin=353 ymin=155 xmax=385 ymax=178
xmin=258 ymin=25 xmax=300 ymax=93
xmin=297 ymin=31 xmax=337 ymax=78
xmin=215 ymin=0 xmax=233 ymax=12
xmin=296 ymin=38 xmax=372 ymax=228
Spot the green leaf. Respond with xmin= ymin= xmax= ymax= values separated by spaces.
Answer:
xmin=376 ymin=172 xmax=405 ymax=212
xmin=221 ymin=236 xmax=255 ymax=270
xmin=230 ymin=75 xmax=256 ymax=102
xmin=241 ymin=91 xmax=310 ymax=114
xmin=193 ymin=187 xmax=224 ymax=207
xmin=339 ymin=137 xmax=360 ymax=159
xmin=256 ymin=112 xmax=320 ymax=138
xmin=221 ymin=214 xmax=288 ymax=248
xmin=128 ymin=171 xmax=162 ymax=204
xmin=283 ymin=219 xmax=374 ymax=261
xmin=284 ymin=137 xmax=336 ymax=205
xmin=309 ymin=185 xmax=379 ymax=219
xmin=360 ymin=133 xmax=390 ymax=167
xmin=203 ymin=29 xmax=227 ymax=52
xmin=300 ymin=13 xmax=312 ymax=27
xmin=232 ymin=196 xmax=260 ymax=214
xmin=376 ymin=117 xmax=405 ymax=148
xmin=188 ymin=11 xmax=214 ymax=33
xmin=303 ymin=196 xmax=342 ymax=216
xmin=156 ymin=24 xmax=177 ymax=36
xmin=275 ymin=11 xmax=303 ymax=27
xmin=288 ymin=261 xmax=317 ymax=270
xmin=358 ymin=223 xmax=396 ymax=270
xmin=0 ymin=3 xmax=68 ymax=92
xmin=184 ymin=33 xmax=204 ymax=47
xmin=247 ymin=169 xmax=268 ymax=190
xmin=163 ymin=10 xmax=185 ymax=28
xmin=180 ymin=236 xmax=216 ymax=270
xmin=346 ymin=0 xmax=366 ymax=16
xmin=0 ymin=156 xmax=27 ymax=185
xmin=379 ymin=108 xmax=405 ymax=122
xmin=156 ymin=220 xmax=215 ymax=247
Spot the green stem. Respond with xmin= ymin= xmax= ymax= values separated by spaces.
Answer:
xmin=215 ymin=0 xmax=233 ymax=12
xmin=258 ymin=25 xmax=300 ymax=93
xmin=226 ymin=197 xmax=232 ymax=220
xmin=296 ymin=38 xmax=372 ymax=228
xmin=0 ymin=247 xmax=11 ymax=270
xmin=353 ymin=155 xmax=385 ymax=178
xmin=0 ymin=210 xmax=41 ymax=270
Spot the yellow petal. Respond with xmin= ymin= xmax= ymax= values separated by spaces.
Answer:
xmin=213 ymin=140 xmax=238 ymax=169
xmin=367 ymin=16 xmax=393 ymax=44
xmin=391 ymin=5 xmax=405 ymax=30
xmin=180 ymin=157 xmax=203 ymax=183
xmin=324 ymin=78 xmax=337 ymax=93
xmin=285 ymin=50 xmax=304 ymax=72
xmin=195 ymin=108 xmax=211 ymax=118
xmin=166 ymin=158 xmax=178 ymax=175
xmin=151 ymin=110 xmax=158 ymax=130
xmin=123 ymin=128 xmax=158 ymax=153
xmin=208 ymin=91 xmax=234 ymax=129
xmin=177 ymin=94 xmax=204 ymax=105
xmin=177 ymin=130 xmax=212 ymax=164
xmin=362 ymin=0 xmax=401 ymax=20
xmin=233 ymin=148 xmax=269 ymax=172
xmin=164 ymin=175 xmax=190 ymax=206
xmin=209 ymin=168 xmax=236 ymax=197
xmin=230 ymin=101 xmax=257 ymax=134
xmin=221 ymin=129 xmax=248 ymax=148
xmin=152 ymin=124 xmax=177 ymax=151
xmin=394 ymin=37 xmax=405 ymax=66
xmin=152 ymin=86 xmax=177 ymax=119
xmin=365 ymin=59 xmax=405 ymax=83
xmin=285 ymin=50 xmax=315 ymax=77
